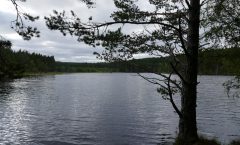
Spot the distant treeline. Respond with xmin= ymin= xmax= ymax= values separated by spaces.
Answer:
xmin=54 ymin=60 xmax=163 ymax=73
xmin=198 ymin=48 xmax=240 ymax=75
xmin=55 ymin=57 xmax=171 ymax=73
xmin=1 ymin=39 xmax=240 ymax=79
xmin=0 ymin=40 xmax=55 ymax=79
xmin=55 ymin=48 xmax=240 ymax=75
xmin=56 ymin=48 xmax=240 ymax=75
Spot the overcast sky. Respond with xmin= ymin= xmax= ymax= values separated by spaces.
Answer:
xmin=0 ymin=0 xmax=153 ymax=62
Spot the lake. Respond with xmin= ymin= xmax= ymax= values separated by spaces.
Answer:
xmin=0 ymin=73 xmax=239 ymax=145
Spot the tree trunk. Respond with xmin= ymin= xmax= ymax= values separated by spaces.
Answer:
xmin=179 ymin=0 xmax=200 ymax=144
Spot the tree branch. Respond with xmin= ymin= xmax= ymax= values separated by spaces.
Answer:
xmin=170 ymin=62 xmax=188 ymax=85
xmin=177 ymin=15 xmax=190 ymax=58
xmin=185 ymin=0 xmax=191 ymax=8
xmin=137 ymin=71 xmax=183 ymax=119
xmin=167 ymin=73 xmax=183 ymax=118
xmin=74 ymin=21 xmax=180 ymax=32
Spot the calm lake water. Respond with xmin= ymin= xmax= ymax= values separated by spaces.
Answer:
xmin=0 ymin=73 xmax=239 ymax=145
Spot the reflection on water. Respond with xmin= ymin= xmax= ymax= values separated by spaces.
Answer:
xmin=0 ymin=74 xmax=239 ymax=145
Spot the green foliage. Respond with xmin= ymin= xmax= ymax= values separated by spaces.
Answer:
xmin=223 ymin=75 xmax=240 ymax=98
xmin=203 ymin=0 xmax=240 ymax=48
xmin=198 ymin=48 xmax=240 ymax=75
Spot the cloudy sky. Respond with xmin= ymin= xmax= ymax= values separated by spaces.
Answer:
xmin=0 ymin=0 xmax=153 ymax=62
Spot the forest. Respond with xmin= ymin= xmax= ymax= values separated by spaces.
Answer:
xmin=56 ymin=48 xmax=240 ymax=75
xmin=1 ymin=38 xmax=240 ymax=79
xmin=0 ymin=39 xmax=55 ymax=79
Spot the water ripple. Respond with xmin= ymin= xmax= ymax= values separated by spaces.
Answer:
xmin=0 ymin=74 xmax=239 ymax=145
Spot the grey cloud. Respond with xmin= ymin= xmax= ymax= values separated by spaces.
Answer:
xmin=0 ymin=12 xmax=17 ymax=34
xmin=1 ymin=0 xmax=104 ymax=62
xmin=1 ymin=0 xmax=151 ymax=62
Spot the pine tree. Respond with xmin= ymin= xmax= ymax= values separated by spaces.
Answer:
xmin=45 ymin=0 xmax=203 ymax=144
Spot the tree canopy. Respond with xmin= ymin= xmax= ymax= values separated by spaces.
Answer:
xmin=204 ymin=0 xmax=240 ymax=48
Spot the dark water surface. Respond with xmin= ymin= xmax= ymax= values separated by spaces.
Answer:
xmin=0 ymin=73 xmax=239 ymax=145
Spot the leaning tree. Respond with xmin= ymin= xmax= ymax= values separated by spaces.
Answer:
xmin=44 ymin=0 xmax=202 ymax=144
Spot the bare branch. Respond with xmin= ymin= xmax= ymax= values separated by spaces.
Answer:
xmin=185 ymin=0 xmax=191 ymax=8
xmin=167 ymin=73 xmax=183 ymax=118
xmin=79 ymin=21 xmax=180 ymax=32
xmin=137 ymin=70 xmax=183 ymax=119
